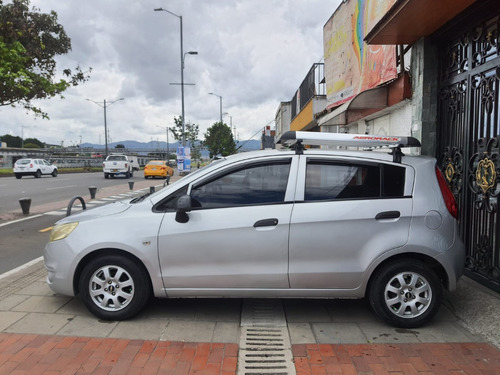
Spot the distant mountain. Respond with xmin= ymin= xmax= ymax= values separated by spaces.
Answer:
xmin=80 ymin=139 xmax=263 ymax=156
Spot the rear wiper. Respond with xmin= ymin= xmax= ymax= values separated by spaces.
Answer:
xmin=130 ymin=192 xmax=151 ymax=204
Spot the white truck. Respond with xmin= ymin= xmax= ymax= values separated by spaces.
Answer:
xmin=102 ymin=154 xmax=137 ymax=178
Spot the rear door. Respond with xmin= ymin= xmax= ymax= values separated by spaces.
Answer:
xmin=288 ymin=156 xmax=413 ymax=290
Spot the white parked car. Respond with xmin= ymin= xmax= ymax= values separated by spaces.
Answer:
xmin=44 ymin=132 xmax=465 ymax=328
xmin=13 ymin=158 xmax=58 ymax=179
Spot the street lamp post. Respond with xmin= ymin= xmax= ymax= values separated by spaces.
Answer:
xmin=86 ymin=98 xmax=124 ymax=158
xmin=155 ymin=7 xmax=197 ymax=147
xmin=209 ymin=93 xmax=223 ymax=125
xmin=157 ymin=126 xmax=171 ymax=162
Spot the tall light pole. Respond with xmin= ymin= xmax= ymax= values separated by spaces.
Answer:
xmin=86 ymin=98 xmax=124 ymax=158
xmin=155 ymin=7 xmax=197 ymax=147
xmin=209 ymin=92 xmax=223 ymax=125
xmin=157 ymin=125 xmax=171 ymax=162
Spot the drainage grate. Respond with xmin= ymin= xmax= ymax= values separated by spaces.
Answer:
xmin=238 ymin=300 xmax=296 ymax=375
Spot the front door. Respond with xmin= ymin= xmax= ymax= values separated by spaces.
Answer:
xmin=157 ymin=157 xmax=296 ymax=292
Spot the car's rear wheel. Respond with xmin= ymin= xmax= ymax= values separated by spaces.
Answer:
xmin=368 ymin=260 xmax=442 ymax=328
xmin=15 ymin=174 xmax=22 ymax=179
xmin=34 ymin=170 xmax=42 ymax=178
xmin=79 ymin=255 xmax=151 ymax=320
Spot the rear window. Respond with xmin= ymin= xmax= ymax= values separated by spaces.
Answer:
xmin=148 ymin=161 xmax=164 ymax=166
xmin=107 ymin=156 xmax=126 ymax=161
xmin=305 ymin=160 xmax=405 ymax=201
xmin=16 ymin=159 xmax=31 ymax=165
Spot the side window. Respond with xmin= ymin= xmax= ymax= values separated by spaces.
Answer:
xmin=305 ymin=161 xmax=380 ymax=201
xmin=190 ymin=160 xmax=291 ymax=209
xmin=305 ymin=161 xmax=406 ymax=201
xmin=154 ymin=186 xmax=189 ymax=212
xmin=382 ymin=164 xmax=406 ymax=197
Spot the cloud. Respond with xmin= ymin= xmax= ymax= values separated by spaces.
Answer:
xmin=1 ymin=0 xmax=342 ymax=146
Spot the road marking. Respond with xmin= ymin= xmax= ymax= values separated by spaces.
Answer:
xmin=39 ymin=226 xmax=53 ymax=233
xmin=0 ymin=214 xmax=44 ymax=228
xmin=46 ymin=185 xmax=77 ymax=190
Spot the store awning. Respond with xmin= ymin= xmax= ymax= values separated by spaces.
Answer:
xmin=318 ymin=73 xmax=411 ymax=127
xmin=365 ymin=0 xmax=477 ymax=45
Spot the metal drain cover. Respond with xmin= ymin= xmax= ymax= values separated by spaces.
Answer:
xmin=238 ymin=300 xmax=296 ymax=375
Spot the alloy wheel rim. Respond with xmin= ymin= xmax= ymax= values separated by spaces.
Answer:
xmin=384 ymin=271 xmax=432 ymax=319
xmin=89 ymin=265 xmax=134 ymax=312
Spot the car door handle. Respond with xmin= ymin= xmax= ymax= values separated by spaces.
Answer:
xmin=375 ymin=211 xmax=401 ymax=220
xmin=253 ymin=218 xmax=279 ymax=228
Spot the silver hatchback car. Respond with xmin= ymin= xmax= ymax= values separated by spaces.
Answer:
xmin=44 ymin=132 xmax=465 ymax=328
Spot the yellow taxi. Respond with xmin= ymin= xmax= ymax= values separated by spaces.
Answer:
xmin=143 ymin=160 xmax=174 ymax=179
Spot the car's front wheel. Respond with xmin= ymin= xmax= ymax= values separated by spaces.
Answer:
xmin=368 ymin=260 xmax=442 ymax=328
xmin=51 ymin=169 xmax=58 ymax=177
xmin=79 ymin=255 xmax=151 ymax=320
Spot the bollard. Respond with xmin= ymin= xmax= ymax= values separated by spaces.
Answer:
xmin=128 ymin=181 xmax=134 ymax=190
xmin=88 ymin=186 xmax=97 ymax=199
xmin=19 ymin=198 xmax=31 ymax=215
xmin=150 ymin=186 xmax=155 ymax=194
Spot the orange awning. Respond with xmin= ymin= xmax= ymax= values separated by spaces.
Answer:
xmin=365 ymin=0 xmax=477 ymax=45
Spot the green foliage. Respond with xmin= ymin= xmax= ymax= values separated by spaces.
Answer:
xmin=22 ymin=142 xmax=39 ymax=148
xmin=0 ymin=134 xmax=22 ymax=147
xmin=115 ymin=144 xmax=125 ymax=149
xmin=0 ymin=134 xmax=43 ymax=147
xmin=0 ymin=0 xmax=91 ymax=118
xmin=170 ymin=116 xmax=200 ymax=145
xmin=203 ymin=122 xmax=236 ymax=158
xmin=23 ymin=137 xmax=43 ymax=147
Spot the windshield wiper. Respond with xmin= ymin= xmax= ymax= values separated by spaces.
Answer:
xmin=130 ymin=192 xmax=152 ymax=204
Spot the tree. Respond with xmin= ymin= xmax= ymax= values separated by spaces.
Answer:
xmin=23 ymin=137 xmax=43 ymax=147
xmin=0 ymin=134 xmax=22 ymax=147
xmin=170 ymin=116 xmax=199 ymax=146
xmin=203 ymin=122 xmax=236 ymax=158
xmin=0 ymin=0 xmax=91 ymax=118
xmin=115 ymin=144 xmax=125 ymax=149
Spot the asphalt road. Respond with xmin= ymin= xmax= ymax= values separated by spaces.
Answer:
xmin=0 ymin=170 xmax=147 ymax=274
xmin=0 ymin=170 xmax=145 ymax=214
xmin=0 ymin=214 xmax=55 ymax=274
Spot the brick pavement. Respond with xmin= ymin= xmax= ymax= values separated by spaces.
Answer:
xmin=1 ymin=333 xmax=499 ymax=374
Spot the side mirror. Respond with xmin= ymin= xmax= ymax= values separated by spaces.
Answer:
xmin=175 ymin=195 xmax=192 ymax=223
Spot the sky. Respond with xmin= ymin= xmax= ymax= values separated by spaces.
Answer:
xmin=1 ymin=0 xmax=342 ymax=147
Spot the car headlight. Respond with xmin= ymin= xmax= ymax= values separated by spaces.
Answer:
xmin=49 ymin=222 xmax=79 ymax=242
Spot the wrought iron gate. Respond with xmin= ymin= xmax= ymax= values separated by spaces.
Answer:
xmin=437 ymin=5 xmax=500 ymax=292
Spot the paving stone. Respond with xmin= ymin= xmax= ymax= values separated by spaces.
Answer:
xmin=57 ymin=315 xmax=118 ymax=337
xmin=5 ymin=312 xmax=74 ymax=335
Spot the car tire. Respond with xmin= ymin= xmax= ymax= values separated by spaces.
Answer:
xmin=368 ymin=260 xmax=442 ymax=328
xmin=51 ymin=169 xmax=58 ymax=177
xmin=15 ymin=174 xmax=22 ymax=179
xmin=79 ymin=254 xmax=151 ymax=321
xmin=104 ymin=173 xmax=109 ymax=179
xmin=34 ymin=170 xmax=42 ymax=178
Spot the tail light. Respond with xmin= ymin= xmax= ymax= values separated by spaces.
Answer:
xmin=435 ymin=166 xmax=458 ymax=219
xmin=102 ymin=163 xmax=105 ymax=168
xmin=30 ymin=163 xmax=33 ymax=168
xmin=125 ymin=163 xmax=128 ymax=168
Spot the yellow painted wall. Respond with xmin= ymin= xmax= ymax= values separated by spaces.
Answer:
xmin=290 ymin=100 xmax=313 ymax=131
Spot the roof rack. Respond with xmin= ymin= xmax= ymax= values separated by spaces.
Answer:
xmin=277 ymin=131 xmax=421 ymax=163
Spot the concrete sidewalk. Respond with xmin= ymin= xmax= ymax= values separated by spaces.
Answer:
xmin=0 ymin=177 xmax=499 ymax=373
